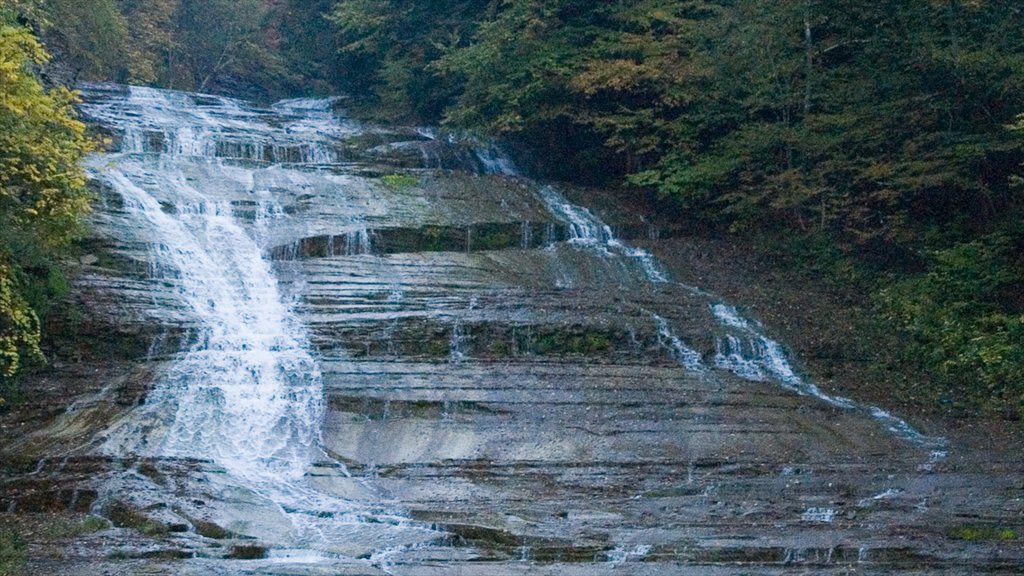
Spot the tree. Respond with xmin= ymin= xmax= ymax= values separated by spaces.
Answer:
xmin=168 ymin=0 xmax=297 ymax=99
xmin=119 ymin=0 xmax=181 ymax=85
xmin=0 ymin=12 xmax=91 ymax=399
xmin=36 ymin=0 xmax=130 ymax=80
xmin=270 ymin=0 xmax=341 ymax=93
xmin=329 ymin=0 xmax=489 ymax=120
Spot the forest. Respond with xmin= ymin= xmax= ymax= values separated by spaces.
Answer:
xmin=2 ymin=0 xmax=1023 ymax=418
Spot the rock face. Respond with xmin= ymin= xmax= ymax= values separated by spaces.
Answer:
xmin=1 ymin=84 xmax=1022 ymax=575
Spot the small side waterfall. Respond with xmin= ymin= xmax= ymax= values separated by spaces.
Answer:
xmin=521 ymin=160 xmax=945 ymax=449
xmin=536 ymin=185 xmax=668 ymax=283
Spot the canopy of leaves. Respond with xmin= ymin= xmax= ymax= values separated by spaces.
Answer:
xmin=327 ymin=0 xmax=489 ymax=120
xmin=330 ymin=0 xmax=1024 ymax=236
xmin=38 ymin=0 xmax=129 ymax=79
xmin=5 ymin=0 xmax=308 ymax=100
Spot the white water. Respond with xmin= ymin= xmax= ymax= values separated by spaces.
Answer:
xmin=84 ymin=85 xmax=438 ymax=556
xmin=77 ymin=84 xmax=948 ymax=569
xmin=536 ymin=185 xmax=668 ymax=283
xmin=710 ymin=303 xmax=848 ymax=405
xmin=652 ymin=314 xmax=705 ymax=372
xmin=711 ymin=303 xmax=945 ymax=448
xmin=477 ymin=146 xmax=520 ymax=176
xmin=606 ymin=544 xmax=653 ymax=565
xmin=343 ymin=229 xmax=373 ymax=256
xmin=513 ymin=156 xmax=945 ymax=450
xmin=85 ymin=85 xmax=357 ymax=164
xmin=97 ymin=168 xmax=325 ymax=479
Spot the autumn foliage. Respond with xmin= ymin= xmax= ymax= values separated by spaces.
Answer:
xmin=0 ymin=9 xmax=90 ymax=393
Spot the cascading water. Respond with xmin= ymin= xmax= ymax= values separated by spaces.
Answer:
xmin=536 ymin=185 xmax=669 ymax=283
xmin=82 ymin=85 xmax=439 ymax=561
xmin=61 ymin=83 xmax=962 ymax=573
xmin=520 ymin=159 xmax=945 ymax=450
xmin=97 ymin=168 xmax=324 ymax=478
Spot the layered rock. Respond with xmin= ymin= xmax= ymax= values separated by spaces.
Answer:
xmin=1 ymin=84 xmax=1020 ymax=576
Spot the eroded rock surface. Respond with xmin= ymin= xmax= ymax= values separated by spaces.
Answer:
xmin=1 ymin=84 xmax=1021 ymax=575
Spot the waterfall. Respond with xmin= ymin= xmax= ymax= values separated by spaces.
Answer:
xmin=87 ymin=88 xmax=327 ymax=479
xmin=653 ymin=314 xmax=705 ymax=372
xmin=83 ymin=85 xmax=438 ymax=557
xmin=536 ymin=185 xmax=669 ymax=283
xmin=517 ymin=155 xmax=945 ymax=449
xmin=344 ymin=229 xmax=372 ymax=256
xmin=68 ymin=84 xmax=951 ymax=570
xmin=97 ymin=168 xmax=324 ymax=479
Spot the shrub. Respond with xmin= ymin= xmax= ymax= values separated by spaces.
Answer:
xmin=881 ymin=234 xmax=1024 ymax=417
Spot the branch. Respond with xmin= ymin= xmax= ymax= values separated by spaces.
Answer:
xmin=820 ymin=39 xmax=871 ymax=55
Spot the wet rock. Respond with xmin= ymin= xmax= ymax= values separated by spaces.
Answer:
xmin=2 ymin=83 xmax=1021 ymax=575
xmin=103 ymin=501 xmax=168 ymax=536
xmin=226 ymin=545 xmax=268 ymax=560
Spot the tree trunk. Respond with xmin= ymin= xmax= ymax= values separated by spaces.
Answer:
xmin=803 ymin=12 xmax=813 ymax=117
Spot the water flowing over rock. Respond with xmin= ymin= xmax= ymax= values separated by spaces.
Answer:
xmin=3 ymin=84 xmax=1022 ymax=575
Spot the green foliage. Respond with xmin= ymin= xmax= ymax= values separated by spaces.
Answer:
xmin=948 ymin=525 xmax=1020 ymax=541
xmin=522 ymin=328 xmax=614 ymax=356
xmin=881 ymin=234 xmax=1024 ymax=417
xmin=104 ymin=500 xmax=169 ymax=536
xmin=40 ymin=515 xmax=110 ymax=539
xmin=170 ymin=0 xmax=296 ymax=97
xmin=1 ymin=1 xmax=44 ymax=24
xmin=37 ymin=0 xmax=130 ymax=80
xmin=0 ymin=15 xmax=91 ymax=397
xmin=329 ymin=0 xmax=489 ymax=120
xmin=0 ymin=528 xmax=25 ymax=576
xmin=329 ymin=0 xmax=1024 ymax=237
xmin=379 ymin=173 xmax=418 ymax=190
xmin=118 ymin=0 xmax=180 ymax=85
xmin=5 ymin=0 xmax=309 ymax=100
xmin=270 ymin=0 xmax=342 ymax=94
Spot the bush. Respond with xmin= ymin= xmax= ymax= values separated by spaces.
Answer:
xmin=0 ymin=528 xmax=25 ymax=576
xmin=881 ymin=234 xmax=1024 ymax=418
